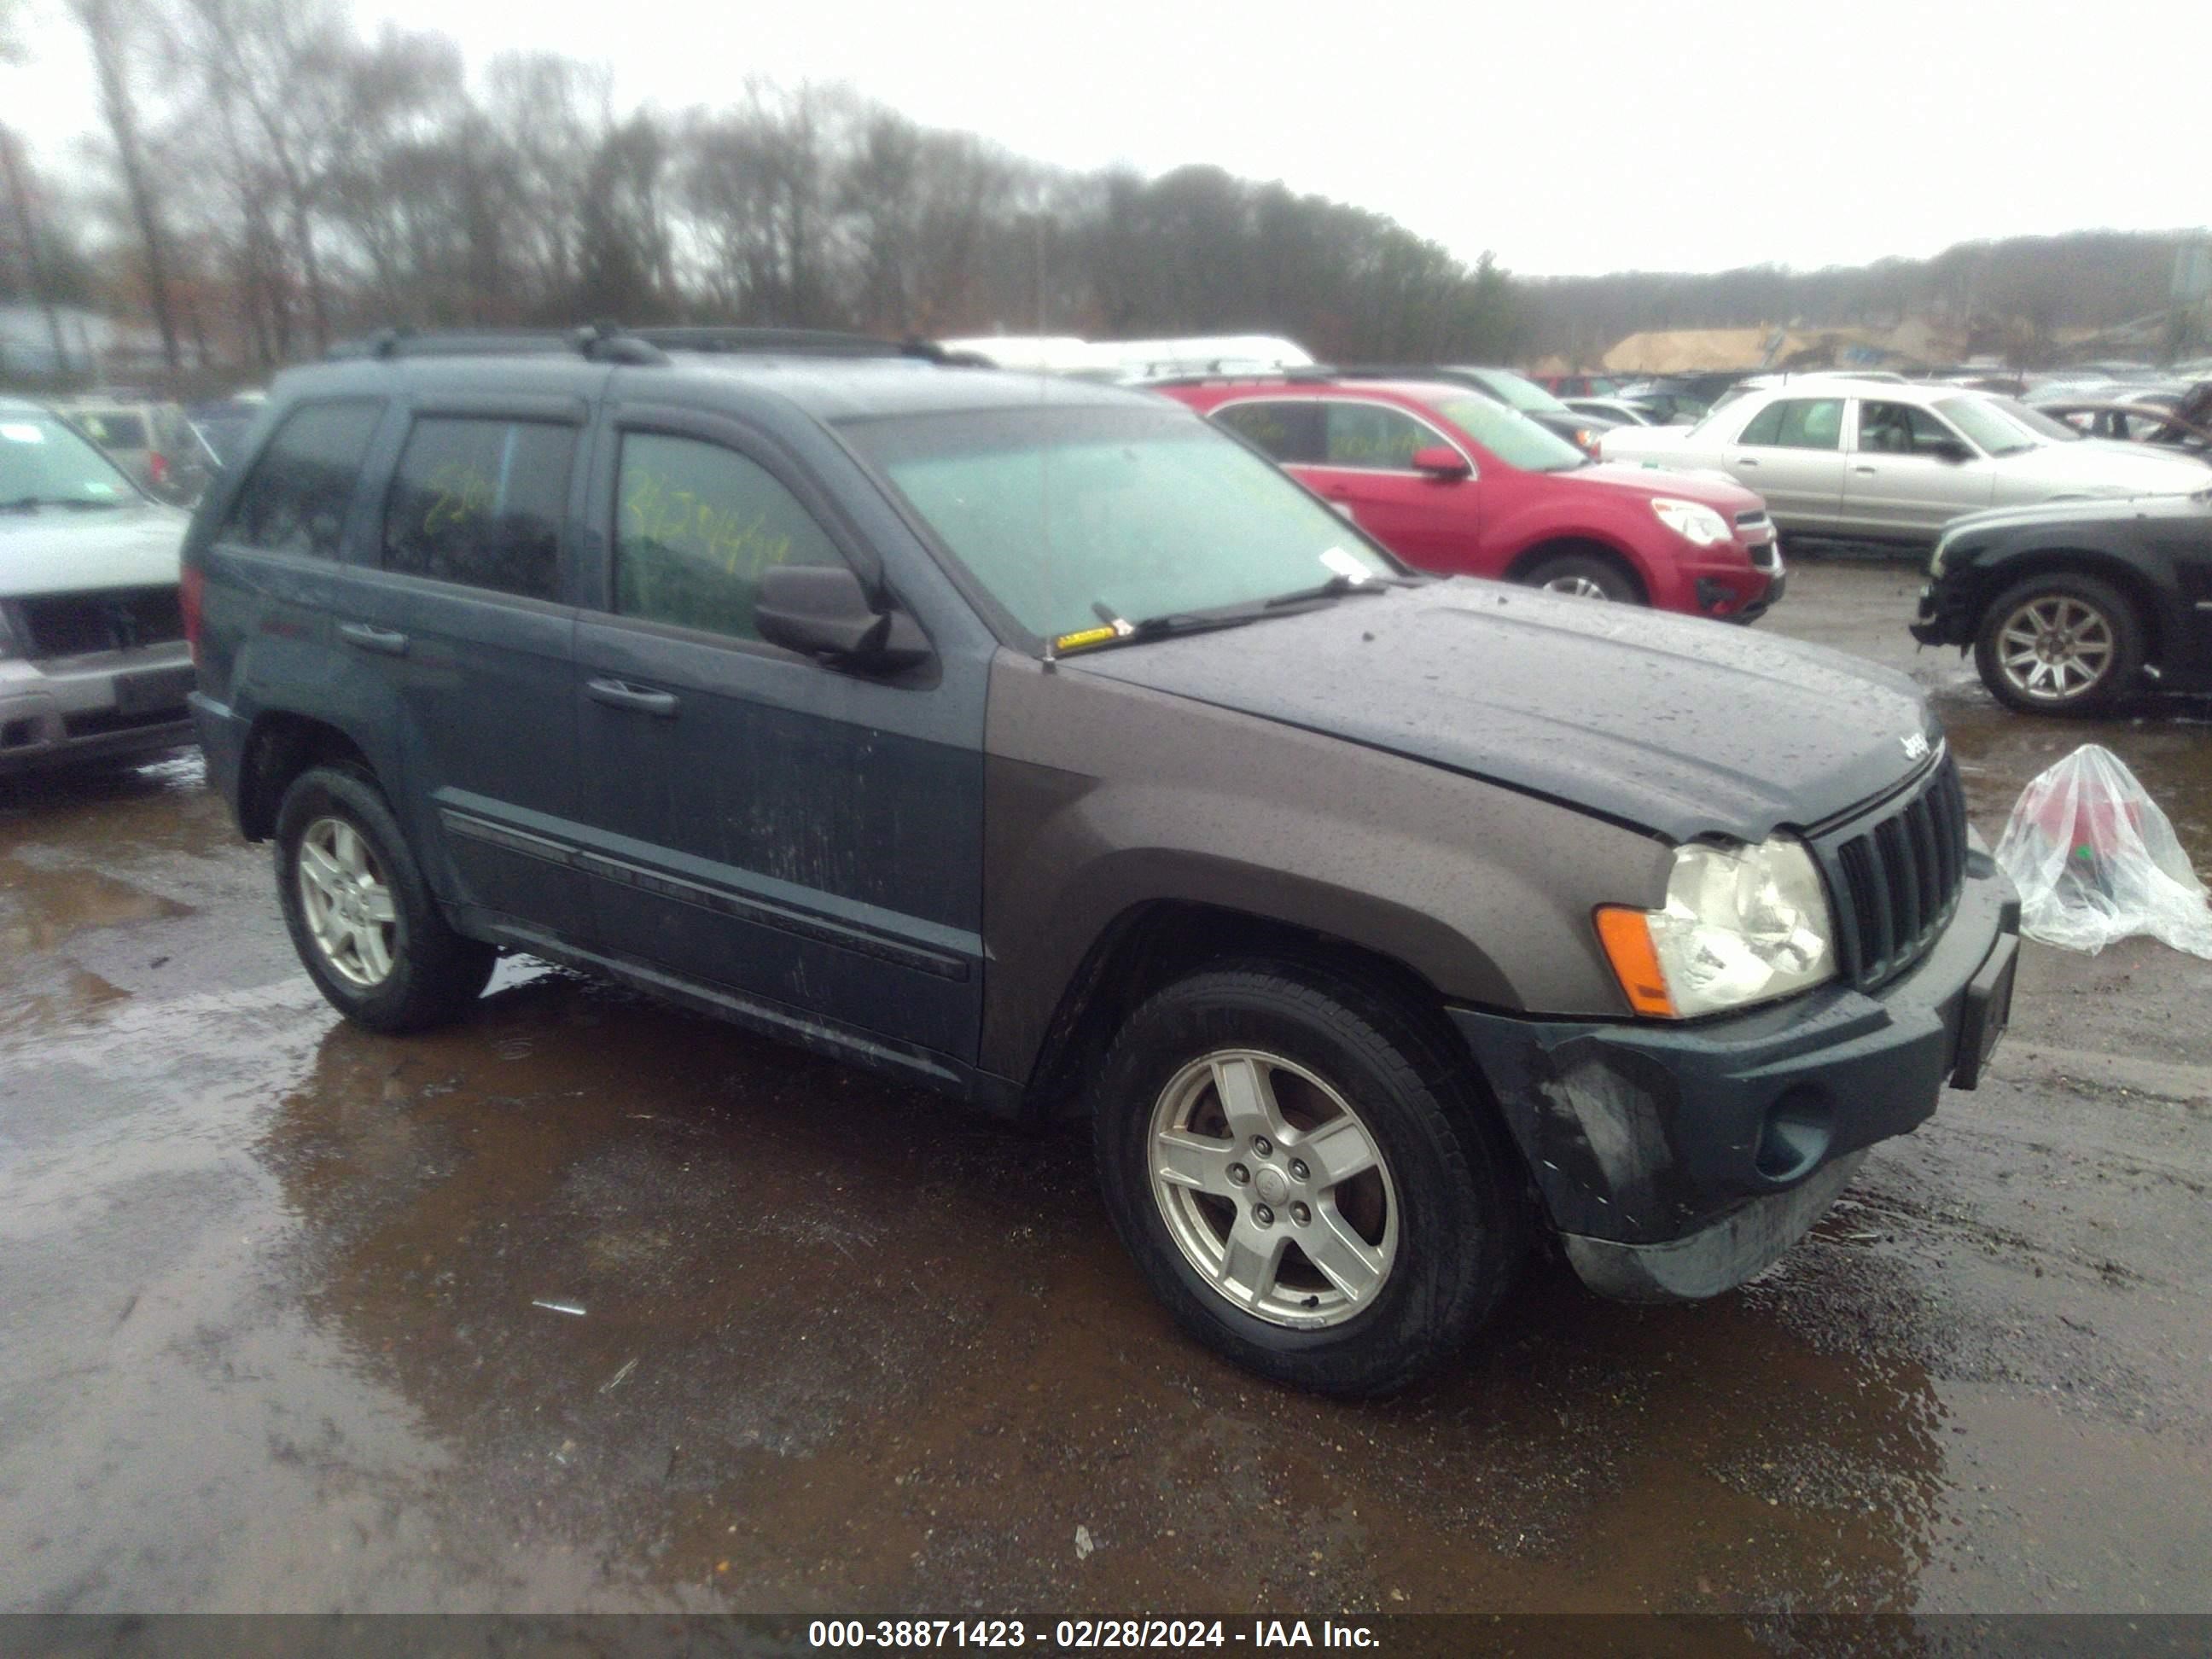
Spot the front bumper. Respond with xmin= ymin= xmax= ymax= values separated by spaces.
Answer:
xmin=0 ymin=644 xmax=197 ymax=774
xmin=1910 ymin=568 xmax=1980 ymax=646
xmin=1452 ymin=858 xmax=2017 ymax=1301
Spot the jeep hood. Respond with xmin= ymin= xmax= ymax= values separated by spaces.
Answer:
xmin=1068 ymin=580 xmax=1937 ymax=843
xmin=0 ymin=502 xmax=189 ymax=597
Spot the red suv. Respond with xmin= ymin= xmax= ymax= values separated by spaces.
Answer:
xmin=1157 ymin=375 xmax=1784 ymax=620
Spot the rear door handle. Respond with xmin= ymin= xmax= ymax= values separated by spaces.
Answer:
xmin=586 ymin=677 xmax=678 ymax=717
xmin=1854 ymin=464 xmax=1878 ymax=474
xmin=338 ymin=622 xmax=410 ymax=656
xmin=1737 ymin=457 xmax=1760 ymax=467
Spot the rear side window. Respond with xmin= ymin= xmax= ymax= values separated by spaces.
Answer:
xmin=1213 ymin=401 xmax=1324 ymax=464
xmin=1736 ymin=398 xmax=1843 ymax=451
xmin=382 ymin=417 xmax=574 ymax=601
xmin=614 ymin=433 xmax=845 ymax=643
xmin=220 ymin=400 xmax=383 ymax=558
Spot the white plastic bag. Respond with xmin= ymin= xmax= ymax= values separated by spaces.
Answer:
xmin=1992 ymin=744 xmax=2212 ymax=958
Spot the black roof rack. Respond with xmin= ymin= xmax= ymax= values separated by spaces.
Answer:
xmin=326 ymin=323 xmax=964 ymax=367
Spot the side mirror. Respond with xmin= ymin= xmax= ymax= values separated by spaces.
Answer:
xmin=1410 ymin=445 xmax=1471 ymax=479
xmin=1930 ymin=438 xmax=1974 ymax=464
xmin=754 ymin=564 xmax=930 ymax=672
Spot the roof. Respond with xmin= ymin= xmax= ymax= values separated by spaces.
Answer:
xmin=274 ymin=346 xmax=1160 ymax=425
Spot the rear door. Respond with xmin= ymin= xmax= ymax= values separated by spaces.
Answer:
xmin=1840 ymin=399 xmax=1995 ymax=538
xmin=568 ymin=405 xmax=986 ymax=1063
xmin=1721 ymin=396 xmax=1848 ymax=532
xmin=335 ymin=395 xmax=596 ymax=940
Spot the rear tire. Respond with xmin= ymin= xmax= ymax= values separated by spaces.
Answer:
xmin=275 ymin=764 xmax=495 ymax=1033
xmin=1973 ymin=572 xmax=2143 ymax=716
xmin=1520 ymin=550 xmax=1641 ymax=603
xmin=1092 ymin=961 xmax=1529 ymax=1396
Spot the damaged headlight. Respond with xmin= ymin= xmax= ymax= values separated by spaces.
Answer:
xmin=1597 ymin=836 xmax=1835 ymax=1017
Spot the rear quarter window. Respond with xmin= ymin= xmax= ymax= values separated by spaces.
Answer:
xmin=219 ymin=400 xmax=385 ymax=559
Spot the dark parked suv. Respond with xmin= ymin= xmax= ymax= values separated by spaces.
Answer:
xmin=186 ymin=328 xmax=2020 ymax=1395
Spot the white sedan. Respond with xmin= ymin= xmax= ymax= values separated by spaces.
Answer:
xmin=1599 ymin=377 xmax=2209 ymax=546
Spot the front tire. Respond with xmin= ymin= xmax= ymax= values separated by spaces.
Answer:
xmin=1092 ymin=962 xmax=1529 ymax=1396
xmin=1520 ymin=550 xmax=1641 ymax=603
xmin=1973 ymin=572 xmax=2143 ymax=716
xmin=275 ymin=764 xmax=495 ymax=1033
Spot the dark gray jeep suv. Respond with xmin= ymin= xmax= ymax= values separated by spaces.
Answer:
xmin=185 ymin=328 xmax=2019 ymax=1395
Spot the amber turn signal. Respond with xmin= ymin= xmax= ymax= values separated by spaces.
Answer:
xmin=1594 ymin=905 xmax=1678 ymax=1018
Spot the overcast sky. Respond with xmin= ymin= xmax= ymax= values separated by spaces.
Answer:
xmin=3 ymin=0 xmax=2206 ymax=276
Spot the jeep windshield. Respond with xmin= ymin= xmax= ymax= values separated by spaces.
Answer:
xmin=847 ymin=405 xmax=1398 ymax=647
xmin=0 ymin=412 xmax=138 ymax=509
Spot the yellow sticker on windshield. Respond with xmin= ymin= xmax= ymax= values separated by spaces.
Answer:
xmin=1052 ymin=625 xmax=1121 ymax=653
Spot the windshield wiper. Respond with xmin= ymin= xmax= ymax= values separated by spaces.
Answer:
xmin=1 ymin=495 xmax=125 ymax=511
xmin=1056 ymin=574 xmax=1405 ymax=656
xmin=1261 ymin=573 xmax=1399 ymax=608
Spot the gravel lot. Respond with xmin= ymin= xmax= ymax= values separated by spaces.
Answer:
xmin=2 ymin=557 xmax=2208 ymax=1616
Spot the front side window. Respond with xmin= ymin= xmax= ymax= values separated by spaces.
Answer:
xmin=1855 ymin=401 xmax=1960 ymax=457
xmin=1736 ymin=398 xmax=1844 ymax=451
xmin=382 ymin=418 xmax=575 ymax=601
xmin=845 ymin=405 xmax=1396 ymax=643
xmin=614 ymin=433 xmax=846 ymax=642
xmin=1324 ymin=403 xmax=1449 ymax=470
xmin=0 ymin=410 xmax=137 ymax=506
xmin=1939 ymin=397 xmax=2042 ymax=457
xmin=220 ymin=400 xmax=383 ymax=558
xmin=1212 ymin=400 xmax=1324 ymax=465
xmin=1429 ymin=396 xmax=1584 ymax=472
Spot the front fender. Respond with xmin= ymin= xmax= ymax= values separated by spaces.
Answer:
xmin=976 ymin=652 xmax=1670 ymax=1084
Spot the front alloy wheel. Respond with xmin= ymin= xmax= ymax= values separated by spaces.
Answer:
xmin=1994 ymin=594 xmax=2114 ymax=701
xmin=1093 ymin=962 xmax=1529 ymax=1395
xmin=1974 ymin=573 xmax=2143 ymax=716
xmin=1147 ymin=1049 xmax=1400 ymax=1328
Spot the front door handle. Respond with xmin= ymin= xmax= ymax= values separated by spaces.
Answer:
xmin=338 ymin=622 xmax=410 ymax=656
xmin=1854 ymin=464 xmax=1878 ymax=474
xmin=586 ymin=678 xmax=678 ymax=717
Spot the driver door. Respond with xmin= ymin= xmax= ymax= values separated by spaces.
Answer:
xmin=1841 ymin=399 xmax=1995 ymax=538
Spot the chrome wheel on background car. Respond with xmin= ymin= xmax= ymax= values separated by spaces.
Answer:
xmin=1145 ymin=1048 xmax=1400 ymax=1329
xmin=1973 ymin=573 xmax=2144 ymax=717
xmin=1543 ymin=573 xmax=1612 ymax=600
xmin=1993 ymin=594 xmax=2115 ymax=702
xmin=295 ymin=815 xmax=399 ymax=987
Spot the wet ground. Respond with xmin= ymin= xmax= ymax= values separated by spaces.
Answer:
xmin=2 ymin=559 xmax=2209 ymax=1617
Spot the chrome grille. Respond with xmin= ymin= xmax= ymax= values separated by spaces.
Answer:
xmin=1814 ymin=754 xmax=1969 ymax=989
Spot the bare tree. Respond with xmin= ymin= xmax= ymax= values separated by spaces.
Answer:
xmin=72 ymin=0 xmax=183 ymax=367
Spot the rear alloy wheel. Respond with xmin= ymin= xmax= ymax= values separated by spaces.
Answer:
xmin=1093 ymin=962 xmax=1528 ymax=1396
xmin=1522 ymin=551 xmax=1640 ymax=603
xmin=275 ymin=763 xmax=496 ymax=1032
xmin=1974 ymin=573 xmax=2143 ymax=716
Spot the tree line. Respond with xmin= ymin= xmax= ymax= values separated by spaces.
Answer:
xmin=0 ymin=0 xmax=1521 ymax=381
xmin=2 ymin=0 xmax=2196 ymax=383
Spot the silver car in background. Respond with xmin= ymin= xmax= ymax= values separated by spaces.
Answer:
xmin=1 ymin=399 xmax=195 ymax=774
xmin=1599 ymin=377 xmax=2211 ymax=546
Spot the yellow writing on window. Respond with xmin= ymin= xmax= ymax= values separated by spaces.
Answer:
xmin=424 ymin=461 xmax=496 ymax=537
xmin=623 ymin=467 xmax=796 ymax=579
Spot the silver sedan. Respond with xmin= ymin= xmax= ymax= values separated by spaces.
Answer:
xmin=1599 ymin=378 xmax=2210 ymax=545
